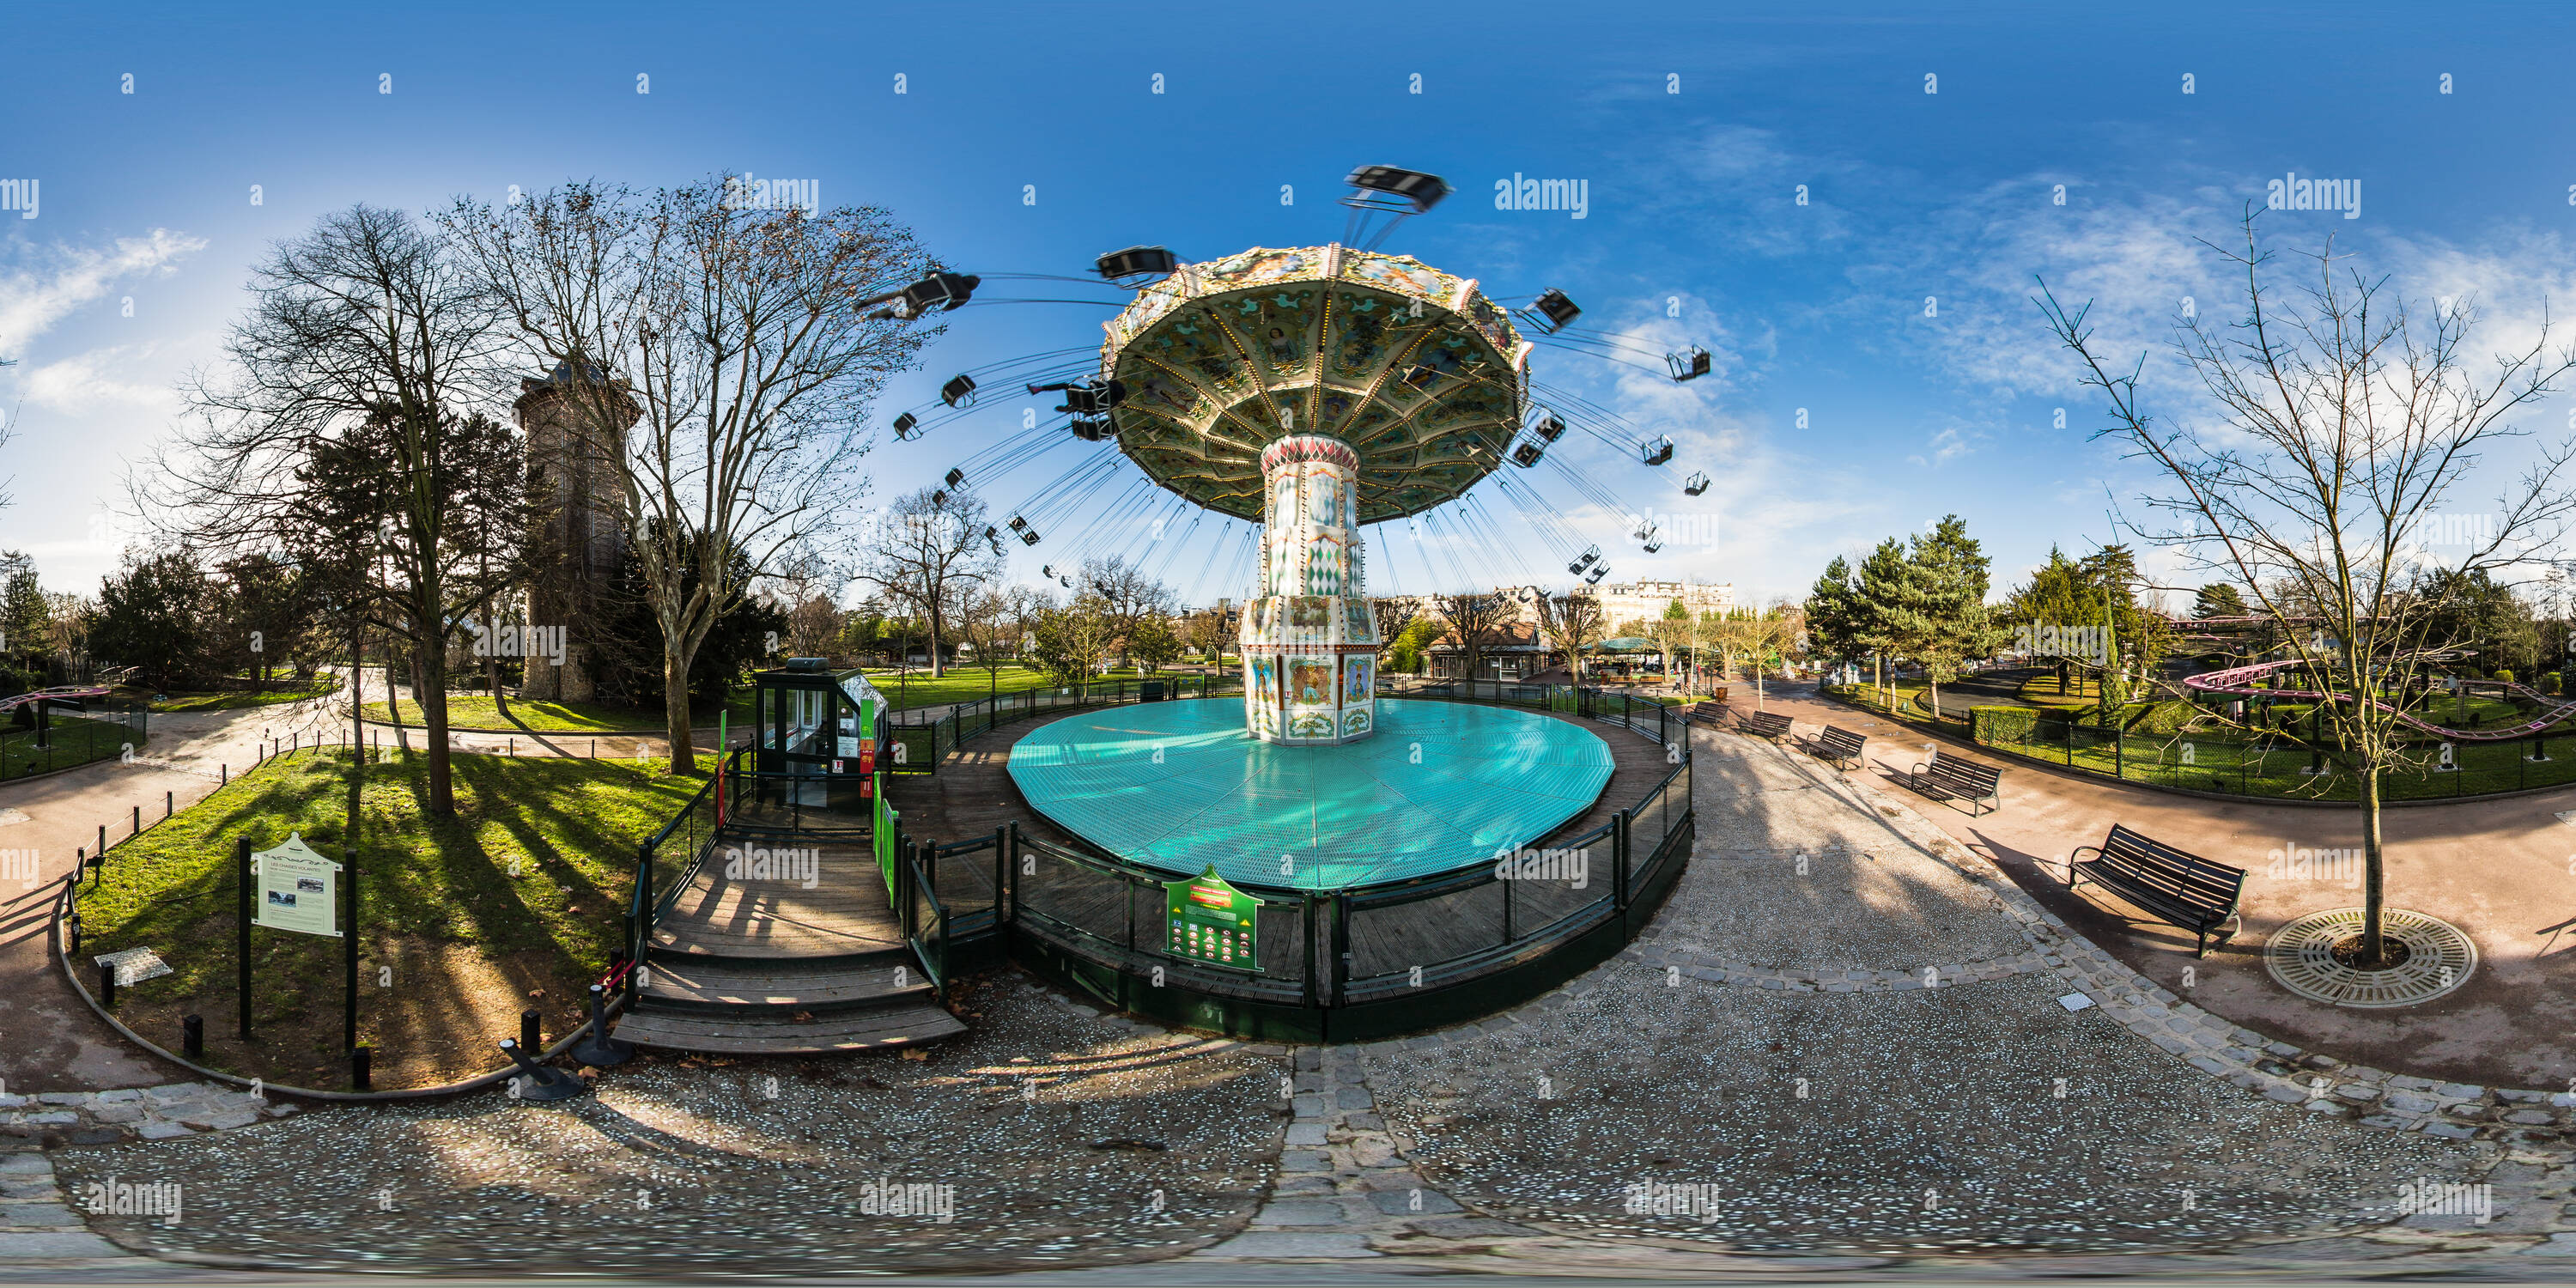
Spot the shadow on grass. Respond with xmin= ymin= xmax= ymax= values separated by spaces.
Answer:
xmin=71 ymin=748 xmax=708 ymax=1086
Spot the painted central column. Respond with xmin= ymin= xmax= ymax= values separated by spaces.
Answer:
xmin=1241 ymin=434 xmax=1378 ymax=744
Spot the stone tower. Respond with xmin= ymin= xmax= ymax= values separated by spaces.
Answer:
xmin=1239 ymin=434 xmax=1380 ymax=744
xmin=517 ymin=360 xmax=639 ymax=703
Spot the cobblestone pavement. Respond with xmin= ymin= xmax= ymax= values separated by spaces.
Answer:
xmin=0 ymin=1151 xmax=132 ymax=1266
xmin=25 ymin=721 xmax=2576 ymax=1279
xmin=47 ymin=975 xmax=1287 ymax=1275
xmin=3 ymin=1084 xmax=296 ymax=1148
xmin=1307 ymin=727 xmax=2576 ymax=1271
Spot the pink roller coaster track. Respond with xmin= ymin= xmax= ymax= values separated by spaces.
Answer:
xmin=2182 ymin=660 xmax=2576 ymax=742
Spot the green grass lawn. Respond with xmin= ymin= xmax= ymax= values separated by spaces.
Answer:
xmin=76 ymin=748 xmax=708 ymax=1088
xmin=1986 ymin=721 xmax=2576 ymax=801
xmin=361 ymin=693 xmax=755 ymax=733
xmin=0 ymin=714 xmax=137 ymax=779
xmin=151 ymin=683 xmax=338 ymax=714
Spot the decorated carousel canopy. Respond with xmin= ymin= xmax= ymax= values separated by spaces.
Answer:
xmin=1100 ymin=245 xmax=1531 ymax=524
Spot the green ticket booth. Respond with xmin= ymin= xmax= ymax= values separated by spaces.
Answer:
xmin=747 ymin=659 xmax=884 ymax=817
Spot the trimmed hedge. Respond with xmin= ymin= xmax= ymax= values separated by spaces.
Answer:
xmin=1972 ymin=705 xmax=2039 ymax=745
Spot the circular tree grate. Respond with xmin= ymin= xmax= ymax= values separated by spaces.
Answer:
xmin=2263 ymin=908 xmax=2477 ymax=1008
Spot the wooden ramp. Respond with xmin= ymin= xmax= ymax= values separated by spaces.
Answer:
xmin=616 ymin=841 xmax=965 ymax=1056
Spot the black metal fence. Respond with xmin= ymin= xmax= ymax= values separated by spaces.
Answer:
xmin=883 ymin=673 xmax=1246 ymax=774
xmin=620 ymin=679 xmax=1698 ymax=1039
xmin=0 ymin=703 xmax=149 ymax=783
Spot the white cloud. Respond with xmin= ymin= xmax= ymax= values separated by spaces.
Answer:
xmin=17 ymin=345 xmax=176 ymax=414
xmin=0 ymin=229 xmax=205 ymax=354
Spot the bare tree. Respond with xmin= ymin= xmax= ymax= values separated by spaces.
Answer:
xmin=1029 ymin=587 xmax=1118 ymax=684
xmin=1735 ymin=598 xmax=1807 ymax=705
xmin=1181 ymin=605 xmax=1232 ymax=671
xmin=151 ymin=204 xmax=521 ymax=816
xmin=861 ymin=489 xmax=996 ymax=679
xmin=1535 ymin=588 xmax=1608 ymax=683
xmin=1370 ymin=597 xmax=1418 ymax=650
xmin=2039 ymin=214 xmax=2576 ymax=965
xmin=1435 ymin=592 xmax=1514 ymax=683
xmin=1082 ymin=555 xmax=1176 ymax=669
xmin=443 ymin=179 xmax=939 ymax=772
xmin=956 ymin=582 xmax=1040 ymax=682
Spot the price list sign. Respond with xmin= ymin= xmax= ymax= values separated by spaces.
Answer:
xmin=1164 ymin=867 xmax=1260 ymax=972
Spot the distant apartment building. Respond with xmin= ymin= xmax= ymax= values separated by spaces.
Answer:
xmin=1598 ymin=580 xmax=1735 ymax=629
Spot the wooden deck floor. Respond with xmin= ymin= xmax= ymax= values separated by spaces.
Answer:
xmin=884 ymin=699 xmax=1680 ymax=980
xmin=650 ymin=841 xmax=908 ymax=960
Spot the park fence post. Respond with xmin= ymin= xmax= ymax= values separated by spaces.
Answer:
xmin=1613 ymin=809 xmax=1633 ymax=923
xmin=520 ymin=1008 xmax=541 ymax=1054
xmin=571 ymin=984 xmax=634 ymax=1067
xmin=236 ymin=835 xmax=253 ymax=1038
xmin=631 ymin=841 xmax=653 ymax=1002
xmin=496 ymin=1038 xmax=582 ymax=1101
xmin=993 ymin=824 xmax=1009 ymax=927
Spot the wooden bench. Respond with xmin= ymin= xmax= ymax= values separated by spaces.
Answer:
xmin=1735 ymin=710 xmax=1794 ymax=742
xmin=1686 ymin=697 xmax=1732 ymax=727
xmin=2067 ymin=823 xmax=2245 ymax=957
xmin=1795 ymin=724 xmax=1867 ymax=769
xmin=1905 ymin=748 xmax=2002 ymax=815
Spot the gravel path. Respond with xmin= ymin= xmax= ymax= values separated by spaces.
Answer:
xmin=22 ymin=717 xmax=2576 ymax=1277
xmin=51 ymin=975 xmax=1286 ymax=1275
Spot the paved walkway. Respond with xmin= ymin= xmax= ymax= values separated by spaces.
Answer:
xmin=0 ymin=696 xmax=347 ymax=1094
xmin=4 ymin=719 xmax=2570 ymax=1275
xmin=19 ymin=693 xmax=2576 ymax=1274
xmin=1752 ymin=682 xmax=2576 ymax=1091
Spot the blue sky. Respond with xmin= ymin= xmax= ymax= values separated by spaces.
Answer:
xmin=9 ymin=0 xmax=2576 ymax=611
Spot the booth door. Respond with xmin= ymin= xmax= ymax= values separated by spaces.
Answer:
xmin=769 ymin=683 xmax=835 ymax=805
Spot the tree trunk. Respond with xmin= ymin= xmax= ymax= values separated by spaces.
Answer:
xmin=346 ymin=624 xmax=365 ymax=917
xmin=664 ymin=644 xmax=698 ymax=775
xmin=413 ymin=623 xmax=455 ymax=816
xmin=2360 ymin=762 xmax=2387 ymax=965
xmin=926 ymin=603 xmax=946 ymax=679
xmin=384 ymin=650 xmax=404 ymax=732
xmin=484 ymin=593 xmax=506 ymax=718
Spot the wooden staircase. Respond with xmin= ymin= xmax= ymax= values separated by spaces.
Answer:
xmin=612 ymin=841 xmax=966 ymax=1055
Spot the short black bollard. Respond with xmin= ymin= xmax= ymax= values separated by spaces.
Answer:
xmin=221 ymin=763 xmax=228 ymax=785
xmin=496 ymin=1038 xmax=583 ymax=1102
xmin=99 ymin=959 xmax=117 ymax=1008
xmin=95 ymin=824 xmax=105 ymax=857
xmin=520 ymin=1008 xmax=541 ymax=1053
xmin=131 ymin=804 xmax=139 ymax=835
xmin=351 ymin=1046 xmax=372 ymax=1091
xmin=165 ymin=790 xmax=172 ymax=818
xmin=184 ymin=1014 xmax=204 ymax=1058
xmin=569 ymin=984 xmax=634 ymax=1067
xmin=65 ymin=905 xmax=82 ymax=956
